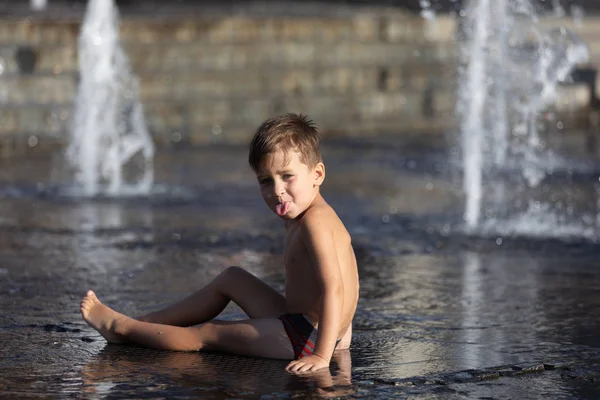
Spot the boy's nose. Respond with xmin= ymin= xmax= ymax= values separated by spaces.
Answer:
xmin=273 ymin=183 xmax=285 ymax=197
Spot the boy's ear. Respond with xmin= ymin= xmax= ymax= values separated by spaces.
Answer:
xmin=314 ymin=162 xmax=325 ymax=186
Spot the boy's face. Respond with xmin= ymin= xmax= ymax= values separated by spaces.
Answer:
xmin=256 ymin=149 xmax=324 ymax=220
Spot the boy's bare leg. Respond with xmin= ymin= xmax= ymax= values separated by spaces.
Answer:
xmin=336 ymin=324 xmax=352 ymax=350
xmin=81 ymin=291 xmax=294 ymax=359
xmin=139 ymin=266 xmax=286 ymax=326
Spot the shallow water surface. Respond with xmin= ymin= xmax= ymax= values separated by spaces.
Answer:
xmin=0 ymin=143 xmax=599 ymax=399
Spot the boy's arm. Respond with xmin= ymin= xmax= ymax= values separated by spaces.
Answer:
xmin=286 ymin=213 xmax=343 ymax=373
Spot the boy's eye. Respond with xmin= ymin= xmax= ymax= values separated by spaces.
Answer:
xmin=258 ymin=178 xmax=272 ymax=185
xmin=282 ymin=174 xmax=293 ymax=180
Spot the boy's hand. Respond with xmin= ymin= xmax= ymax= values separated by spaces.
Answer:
xmin=286 ymin=354 xmax=329 ymax=374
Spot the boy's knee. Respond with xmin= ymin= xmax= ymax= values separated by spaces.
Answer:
xmin=220 ymin=266 xmax=248 ymax=280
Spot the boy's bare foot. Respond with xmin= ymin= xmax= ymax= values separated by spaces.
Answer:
xmin=80 ymin=290 xmax=128 ymax=344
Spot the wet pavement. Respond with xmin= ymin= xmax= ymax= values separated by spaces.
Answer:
xmin=0 ymin=140 xmax=599 ymax=399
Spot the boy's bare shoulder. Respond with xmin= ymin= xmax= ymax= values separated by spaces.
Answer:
xmin=299 ymin=201 xmax=349 ymax=238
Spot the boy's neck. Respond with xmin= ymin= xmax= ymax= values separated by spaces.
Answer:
xmin=284 ymin=191 xmax=324 ymax=230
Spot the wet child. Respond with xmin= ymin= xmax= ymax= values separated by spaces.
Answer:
xmin=80 ymin=113 xmax=360 ymax=373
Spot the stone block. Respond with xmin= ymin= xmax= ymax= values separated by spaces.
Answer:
xmin=0 ymin=46 xmax=19 ymax=75
xmin=121 ymin=21 xmax=163 ymax=44
xmin=384 ymin=15 xmax=426 ymax=43
xmin=44 ymin=107 xmax=70 ymax=135
xmin=188 ymin=123 xmax=255 ymax=146
xmin=17 ymin=107 xmax=46 ymax=133
xmin=252 ymin=43 xmax=316 ymax=67
xmin=188 ymin=99 xmax=271 ymax=127
xmin=384 ymin=14 xmax=456 ymax=44
xmin=0 ymin=76 xmax=75 ymax=105
xmin=0 ymin=108 xmax=18 ymax=134
xmin=228 ymin=18 xmax=265 ymax=43
xmin=270 ymin=69 xmax=314 ymax=94
xmin=126 ymin=40 xmax=457 ymax=73
xmin=139 ymin=71 xmax=264 ymax=101
xmin=353 ymin=16 xmax=379 ymax=42
xmin=0 ymin=20 xmax=78 ymax=45
xmin=144 ymin=102 xmax=187 ymax=134
xmin=36 ymin=22 xmax=79 ymax=45
xmin=386 ymin=63 xmax=456 ymax=93
xmin=0 ymin=106 xmax=69 ymax=136
xmin=119 ymin=17 xmax=378 ymax=46
xmin=433 ymin=89 xmax=457 ymax=116
xmin=228 ymin=99 xmax=272 ymax=125
xmin=421 ymin=15 xmax=457 ymax=43
xmin=277 ymin=19 xmax=318 ymax=42
xmin=312 ymin=67 xmax=378 ymax=94
xmin=37 ymin=45 xmax=77 ymax=74
xmin=357 ymin=93 xmax=413 ymax=118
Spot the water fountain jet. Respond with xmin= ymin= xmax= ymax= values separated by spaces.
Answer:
xmin=66 ymin=0 xmax=154 ymax=197
xmin=457 ymin=0 xmax=593 ymax=238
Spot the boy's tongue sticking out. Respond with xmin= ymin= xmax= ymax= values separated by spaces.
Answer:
xmin=276 ymin=202 xmax=290 ymax=216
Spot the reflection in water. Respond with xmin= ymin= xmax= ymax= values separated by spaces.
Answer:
xmin=78 ymin=346 xmax=353 ymax=398
xmin=459 ymin=251 xmax=554 ymax=369
xmin=2 ymin=146 xmax=600 ymax=398
xmin=460 ymin=251 xmax=503 ymax=367
xmin=67 ymin=202 xmax=154 ymax=232
xmin=66 ymin=202 xmax=154 ymax=279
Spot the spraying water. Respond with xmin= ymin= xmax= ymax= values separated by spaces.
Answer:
xmin=67 ymin=0 xmax=154 ymax=197
xmin=458 ymin=0 xmax=590 ymax=236
xmin=30 ymin=0 xmax=48 ymax=11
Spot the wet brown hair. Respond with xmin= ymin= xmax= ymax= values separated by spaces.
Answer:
xmin=248 ymin=113 xmax=322 ymax=172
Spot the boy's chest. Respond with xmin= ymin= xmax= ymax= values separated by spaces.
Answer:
xmin=283 ymin=228 xmax=309 ymax=270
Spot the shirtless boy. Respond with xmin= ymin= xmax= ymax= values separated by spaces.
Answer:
xmin=80 ymin=113 xmax=359 ymax=373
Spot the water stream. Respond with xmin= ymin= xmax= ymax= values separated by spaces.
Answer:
xmin=66 ymin=0 xmax=154 ymax=197
xmin=458 ymin=0 xmax=592 ymax=238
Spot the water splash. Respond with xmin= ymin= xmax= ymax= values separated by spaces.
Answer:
xmin=67 ymin=0 xmax=154 ymax=197
xmin=458 ymin=0 xmax=590 ymax=235
xmin=30 ymin=0 xmax=47 ymax=11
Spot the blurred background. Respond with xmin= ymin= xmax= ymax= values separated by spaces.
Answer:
xmin=2 ymin=2 xmax=600 ymax=399
xmin=0 ymin=0 xmax=597 ymax=154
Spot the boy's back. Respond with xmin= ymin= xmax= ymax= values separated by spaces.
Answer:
xmin=283 ymin=195 xmax=358 ymax=343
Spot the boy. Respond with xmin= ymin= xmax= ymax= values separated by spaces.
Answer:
xmin=80 ymin=113 xmax=359 ymax=373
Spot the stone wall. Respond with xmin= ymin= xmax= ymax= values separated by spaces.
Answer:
xmin=0 ymin=8 xmax=598 ymax=154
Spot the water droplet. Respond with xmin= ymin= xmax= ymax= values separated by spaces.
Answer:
xmin=496 ymin=238 xmax=503 ymax=245
xmin=28 ymin=136 xmax=38 ymax=147
xmin=421 ymin=10 xmax=436 ymax=20
xmin=172 ymin=233 xmax=181 ymax=240
xmin=171 ymin=132 xmax=182 ymax=142
xmin=382 ymin=215 xmax=390 ymax=223
xmin=212 ymin=125 xmax=222 ymax=135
